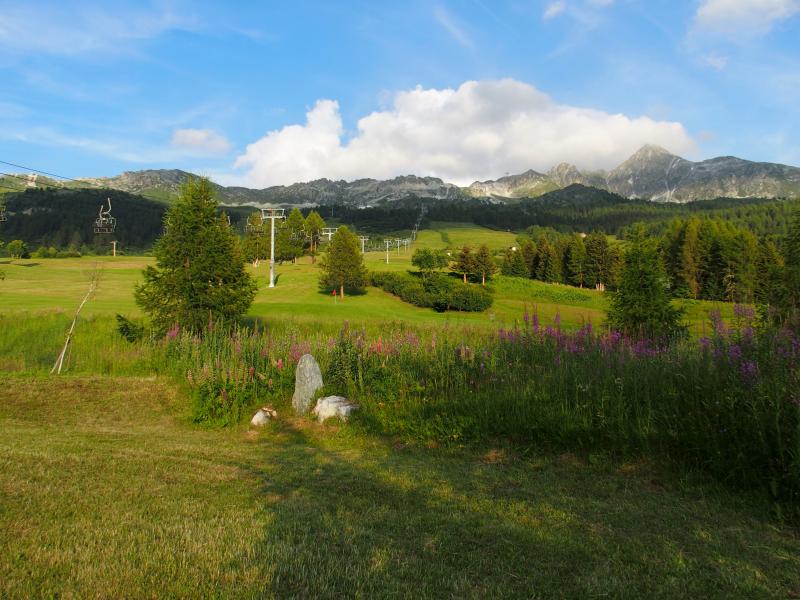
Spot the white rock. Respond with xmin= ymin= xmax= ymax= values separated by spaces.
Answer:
xmin=313 ymin=396 xmax=358 ymax=422
xmin=251 ymin=407 xmax=277 ymax=426
xmin=292 ymin=354 xmax=324 ymax=415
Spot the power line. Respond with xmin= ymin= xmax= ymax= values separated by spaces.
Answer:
xmin=0 ymin=159 xmax=92 ymax=186
xmin=0 ymin=158 xmax=173 ymax=205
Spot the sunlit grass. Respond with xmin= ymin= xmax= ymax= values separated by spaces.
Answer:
xmin=1 ymin=376 xmax=798 ymax=598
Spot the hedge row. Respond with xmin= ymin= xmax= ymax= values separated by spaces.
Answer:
xmin=370 ymin=271 xmax=493 ymax=312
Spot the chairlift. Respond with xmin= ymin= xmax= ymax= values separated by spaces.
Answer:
xmin=94 ymin=197 xmax=116 ymax=234
xmin=246 ymin=213 xmax=265 ymax=236
xmin=0 ymin=198 xmax=7 ymax=222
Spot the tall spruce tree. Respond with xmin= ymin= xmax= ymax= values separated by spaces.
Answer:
xmin=782 ymin=207 xmax=800 ymax=324
xmin=535 ymin=237 xmax=561 ymax=282
xmin=607 ymin=227 xmax=684 ymax=340
xmin=584 ymin=232 xmax=610 ymax=288
xmin=319 ymin=225 xmax=367 ymax=297
xmin=474 ymin=244 xmax=497 ymax=285
xmin=454 ymin=245 xmax=476 ymax=283
xmin=134 ymin=178 xmax=256 ymax=334
xmin=565 ymin=234 xmax=587 ymax=287
xmin=304 ymin=210 xmax=326 ymax=263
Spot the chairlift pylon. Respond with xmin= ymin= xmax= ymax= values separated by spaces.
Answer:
xmin=94 ymin=197 xmax=116 ymax=234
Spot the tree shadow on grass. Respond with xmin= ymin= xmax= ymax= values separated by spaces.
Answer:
xmin=224 ymin=420 xmax=800 ymax=599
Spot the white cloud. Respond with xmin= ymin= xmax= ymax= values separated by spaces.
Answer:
xmin=543 ymin=1 xmax=567 ymax=19
xmin=433 ymin=6 xmax=473 ymax=48
xmin=171 ymin=128 xmax=231 ymax=155
xmin=694 ymin=0 xmax=799 ymax=35
xmin=232 ymin=79 xmax=695 ymax=187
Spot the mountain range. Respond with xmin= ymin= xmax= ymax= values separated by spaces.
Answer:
xmin=4 ymin=145 xmax=799 ymax=206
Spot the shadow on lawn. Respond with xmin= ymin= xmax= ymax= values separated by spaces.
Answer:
xmin=224 ymin=421 xmax=800 ymax=599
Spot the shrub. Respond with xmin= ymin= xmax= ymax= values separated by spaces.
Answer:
xmin=370 ymin=271 xmax=493 ymax=312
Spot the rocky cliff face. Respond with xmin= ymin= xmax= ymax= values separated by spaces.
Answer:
xmin=84 ymin=145 xmax=800 ymax=206
xmin=90 ymin=172 xmax=463 ymax=206
xmin=468 ymin=145 xmax=800 ymax=202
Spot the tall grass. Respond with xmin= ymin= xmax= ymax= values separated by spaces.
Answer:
xmin=2 ymin=308 xmax=798 ymax=519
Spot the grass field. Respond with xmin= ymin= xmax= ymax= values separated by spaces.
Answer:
xmin=2 ymin=222 xmax=774 ymax=598
xmin=2 ymin=376 xmax=799 ymax=598
xmin=0 ymin=222 xmax=731 ymax=333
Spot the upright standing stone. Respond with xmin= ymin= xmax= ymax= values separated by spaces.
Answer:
xmin=292 ymin=354 xmax=324 ymax=414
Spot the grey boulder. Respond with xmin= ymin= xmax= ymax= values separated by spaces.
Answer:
xmin=292 ymin=354 xmax=324 ymax=415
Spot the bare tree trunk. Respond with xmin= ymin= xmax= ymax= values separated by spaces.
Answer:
xmin=52 ymin=268 xmax=101 ymax=374
xmin=340 ymin=284 xmax=344 ymax=298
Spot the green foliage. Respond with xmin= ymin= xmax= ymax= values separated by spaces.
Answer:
xmin=780 ymin=206 xmax=800 ymax=326
xmin=411 ymin=248 xmax=449 ymax=276
xmin=607 ymin=230 xmax=685 ymax=340
xmin=534 ymin=237 xmax=561 ymax=283
xmin=304 ymin=210 xmax=326 ymax=260
xmin=370 ymin=271 xmax=493 ymax=312
xmin=501 ymin=248 xmax=529 ymax=278
xmin=134 ymin=178 xmax=256 ymax=334
xmin=453 ymin=245 xmax=476 ymax=282
xmin=242 ymin=212 xmax=269 ymax=264
xmin=115 ymin=314 xmax=146 ymax=343
xmin=319 ymin=225 xmax=368 ymax=295
xmin=473 ymin=244 xmax=497 ymax=285
xmin=6 ymin=239 xmax=27 ymax=259
xmin=565 ymin=234 xmax=587 ymax=287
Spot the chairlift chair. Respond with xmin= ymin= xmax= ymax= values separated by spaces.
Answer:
xmin=246 ymin=214 xmax=265 ymax=236
xmin=94 ymin=198 xmax=116 ymax=234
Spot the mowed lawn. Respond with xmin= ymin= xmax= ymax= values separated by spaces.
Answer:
xmin=0 ymin=222 xmax=732 ymax=331
xmin=1 ymin=376 xmax=799 ymax=598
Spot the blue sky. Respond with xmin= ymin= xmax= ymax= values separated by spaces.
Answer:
xmin=0 ymin=0 xmax=797 ymax=186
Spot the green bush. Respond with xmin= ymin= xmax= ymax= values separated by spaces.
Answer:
xmin=370 ymin=271 xmax=492 ymax=312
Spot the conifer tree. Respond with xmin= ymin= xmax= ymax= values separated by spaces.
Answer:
xmin=473 ymin=244 xmax=496 ymax=285
xmin=412 ymin=248 xmax=449 ymax=277
xmin=755 ymin=240 xmax=784 ymax=307
xmin=304 ymin=210 xmax=326 ymax=263
xmin=521 ymin=240 xmax=537 ymax=278
xmin=535 ymin=237 xmax=561 ymax=283
xmin=584 ymin=231 xmax=610 ymax=288
xmin=242 ymin=211 xmax=269 ymax=267
xmin=319 ymin=225 xmax=367 ymax=297
xmin=782 ymin=207 xmax=800 ymax=324
xmin=502 ymin=248 xmax=528 ymax=278
xmin=607 ymin=227 xmax=684 ymax=340
xmin=678 ymin=219 xmax=701 ymax=299
xmin=565 ymin=234 xmax=587 ymax=287
xmin=134 ymin=178 xmax=256 ymax=334
xmin=283 ymin=208 xmax=306 ymax=263
xmin=454 ymin=245 xmax=476 ymax=283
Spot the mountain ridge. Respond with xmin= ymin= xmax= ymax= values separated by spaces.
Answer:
xmin=10 ymin=145 xmax=796 ymax=206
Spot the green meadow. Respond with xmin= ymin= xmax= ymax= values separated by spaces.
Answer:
xmin=0 ymin=221 xmax=730 ymax=332
xmin=2 ymin=222 xmax=786 ymax=599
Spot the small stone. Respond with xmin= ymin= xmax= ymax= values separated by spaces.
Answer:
xmin=251 ymin=407 xmax=277 ymax=426
xmin=313 ymin=396 xmax=358 ymax=422
xmin=292 ymin=354 xmax=324 ymax=415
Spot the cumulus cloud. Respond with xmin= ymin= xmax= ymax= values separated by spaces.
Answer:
xmin=171 ymin=128 xmax=231 ymax=155
xmin=694 ymin=0 xmax=799 ymax=35
xmin=233 ymin=79 xmax=695 ymax=187
xmin=543 ymin=1 xmax=567 ymax=19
